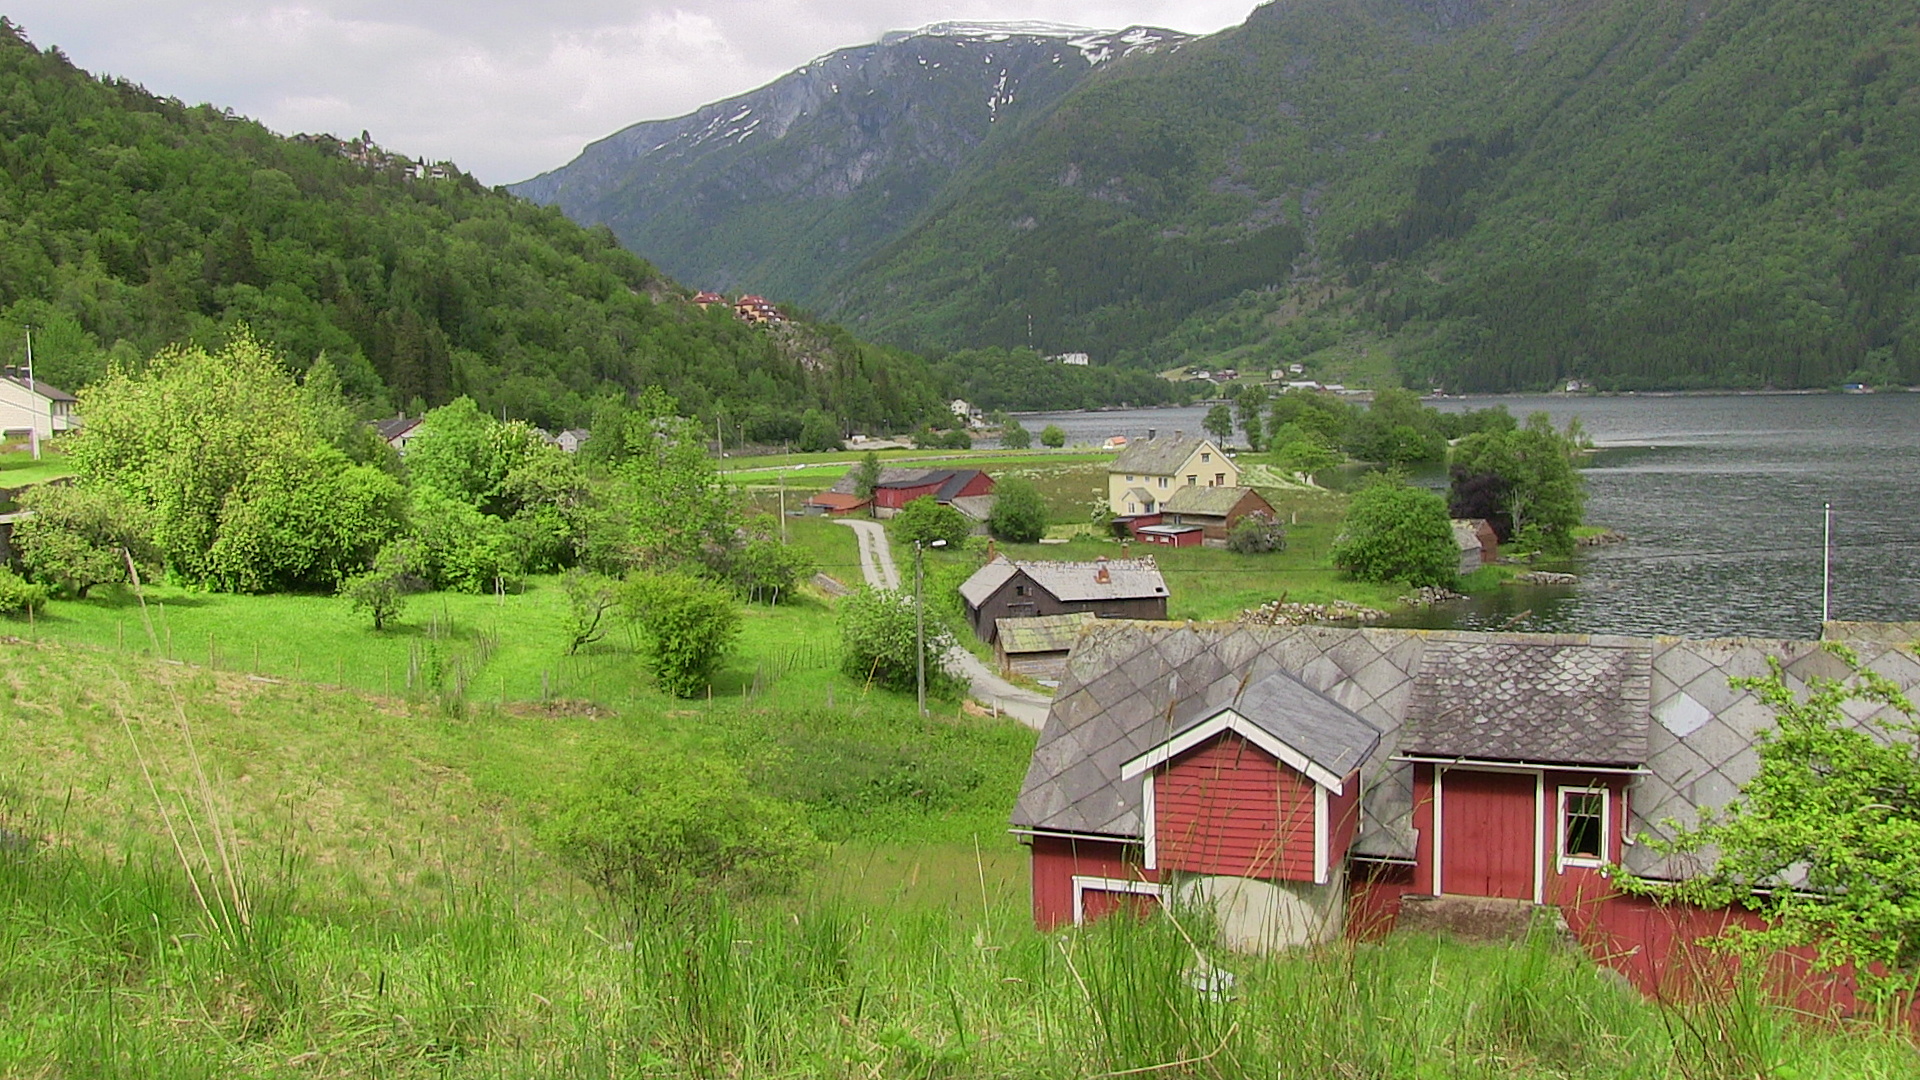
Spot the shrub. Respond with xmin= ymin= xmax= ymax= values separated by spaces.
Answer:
xmin=340 ymin=538 xmax=425 ymax=630
xmin=1039 ymin=424 xmax=1066 ymax=448
xmin=410 ymin=487 xmax=520 ymax=593
xmin=796 ymin=409 xmax=842 ymax=453
xmin=622 ymin=570 xmax=741 ymax=697
xmin=1329 ymin=475 xmax=1458 ymax=588
xmin=0 ymin=567 xmax=48 ymax=617
xmin=893 ymin=496 xmax=972 ymax=549
xmin=13 ymin=483 xmax=161 ymax=597
xmin=546 ymin=746 xmax=817 ymax=904
xmin=1000 ymin=416 xmax=1032 ymax=450
xmin=839 ymin=587 xmax=962 ymax=696
xmin=988 ymin=477 xmax=1048 ymax=543
xmin=1227 ymin=512 xmax=1288 ymax=554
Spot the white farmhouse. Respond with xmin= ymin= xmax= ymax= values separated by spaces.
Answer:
xmin=0 ymin=371 xmax=78 ymax=439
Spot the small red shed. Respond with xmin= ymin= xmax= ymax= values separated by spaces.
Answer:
xmin=1134 ymin=523 xmax=1203 ymax=547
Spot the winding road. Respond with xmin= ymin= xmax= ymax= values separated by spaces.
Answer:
xmin=834 ymin=519 xmax=1052 ymax=730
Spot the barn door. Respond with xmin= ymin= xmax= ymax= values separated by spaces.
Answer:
xmin=1440 ymin=769 xmax=1537 ymax=900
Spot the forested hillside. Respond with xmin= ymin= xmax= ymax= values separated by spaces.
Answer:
xmin=817 ymin=0 xmax=1920 ymax=391
xmin=0 ymin=20 xmax=941 ymax=436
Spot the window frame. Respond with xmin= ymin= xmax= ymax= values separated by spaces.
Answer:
xmin=1556 ymin=785 xmax=1610 ymax=871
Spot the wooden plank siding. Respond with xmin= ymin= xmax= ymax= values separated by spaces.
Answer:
xmin=1439 ymin=769 xmax=1536 ymax=900
xmin=1153 ymin=732 xmax=1319 ymax=882
xmin=1028 ymin=835 xmax=1155 ymax=930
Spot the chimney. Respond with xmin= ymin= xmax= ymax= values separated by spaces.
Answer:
xmin=1095 ymin=555 xmax=1111 ymax=585
xmin=986 ymin=538 xmax=997 ymax=562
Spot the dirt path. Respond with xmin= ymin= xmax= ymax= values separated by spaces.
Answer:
xmin=833 ymin=519 xmax=1052 ymax=730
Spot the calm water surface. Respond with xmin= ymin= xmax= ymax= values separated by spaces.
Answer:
xmin=1021 ymin=394 xmax=1920 ymax=639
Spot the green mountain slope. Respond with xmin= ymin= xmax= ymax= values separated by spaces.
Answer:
xmin=823 ymin=0 xmax=1920 ymax=391
xmin=0 ymin=20 xmax=941 ymax=435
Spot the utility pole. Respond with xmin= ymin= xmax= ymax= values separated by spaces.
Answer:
xmin=24 ymin=326 xmax=39 ymax=461
xmin=914 ymin=537 xmax=947 ymax=717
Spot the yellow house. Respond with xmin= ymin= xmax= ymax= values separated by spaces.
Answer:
xmin=1107 ymin=433 xmax=1238 ymax=517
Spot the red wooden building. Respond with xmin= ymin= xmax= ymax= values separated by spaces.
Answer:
xmin=870 ymin=468 xmax=994 ymax=513
xmin=1012 ymin=622 xmax=1920 ymax=1013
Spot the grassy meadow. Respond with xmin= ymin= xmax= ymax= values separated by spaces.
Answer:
xmin=1 ymin=640 xmax=1915 ymax=1078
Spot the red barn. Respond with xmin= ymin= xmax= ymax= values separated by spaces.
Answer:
xmin=870 ymin=468 xmax=994 ymax=513
xmin=1013 ymin=622 xmax=1920 ymax=1017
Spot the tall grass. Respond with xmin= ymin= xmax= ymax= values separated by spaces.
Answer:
xmin=3 ymin=819 xmax=1914 ymax=1078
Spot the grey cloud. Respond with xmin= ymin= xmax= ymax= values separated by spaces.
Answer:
xmin=6 ymin=1 xmax=1253 ymax=184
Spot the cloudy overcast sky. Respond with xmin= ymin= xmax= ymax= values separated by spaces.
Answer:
xmin=9 ymin=2 xmax=1259 ymax=185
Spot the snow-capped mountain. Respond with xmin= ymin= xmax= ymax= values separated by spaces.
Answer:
xmin=509 ymin=22 xmax=1186 ymax=301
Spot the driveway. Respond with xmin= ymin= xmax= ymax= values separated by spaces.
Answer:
xmin=833 ymin=519 xmax=1052 ymax=730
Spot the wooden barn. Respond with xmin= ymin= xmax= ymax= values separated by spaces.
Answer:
xmin=1133 ymin=523 xmax=1203 ymax=548
xmin=1012 ymin=622 xmax=1920 ymax=1012
xmin=959 ymin=556 xmax=1168 ymax=643
xmin=829 ymin=468 xmax=994 ymax=517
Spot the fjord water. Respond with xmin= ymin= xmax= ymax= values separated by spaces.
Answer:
xmin=1023 ymin=394 xmax=1920 ymax=639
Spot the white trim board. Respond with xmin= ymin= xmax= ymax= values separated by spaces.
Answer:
xmin=1120 ymin=708 xmax=1345 ymax=792
xmin=1071 ymin=875 xmax=1164 ymax=925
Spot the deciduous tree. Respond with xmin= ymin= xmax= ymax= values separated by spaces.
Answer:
xmin=13 ymin=483 xmax=160 ymax=597
xmin=621 ymin=570 xmax=741 ymax=697
xmin=988 ymin=477 xmax=1048 ymax=544
xmin=1330 ymin=475 xmax=1457 ymax=587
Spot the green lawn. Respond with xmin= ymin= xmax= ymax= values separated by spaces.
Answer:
xmin=0 ymin=446 xmax=76 ymax=490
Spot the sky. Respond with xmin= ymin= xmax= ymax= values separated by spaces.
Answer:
xmin=8 ymin=2 xmax=1259 ymax=185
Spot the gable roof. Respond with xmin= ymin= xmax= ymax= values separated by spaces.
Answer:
xmin=958 ymin=556 xmax=1168 ymax=608
xmin=374 ymin=416 xmax=423 ymax=441
xmin=0 ymin=374 xmax=77 ymax=402
xmin=1164 ymin=485 xmax=1268 ymax=517
xmin=805 ymin=492 xmax=869 ymax=511
xmin=1110 ymin=434 xmax=1214 ymax=476
xmin=1122 ymin=669 xmax=1382 ymax=792
xmin=1402 ymin=637 xmax=1651 ymax=765
xmin=829 ymin=467 xmax=985 ymax=498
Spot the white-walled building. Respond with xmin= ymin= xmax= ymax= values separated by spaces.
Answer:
xmin=0 ymin=372 xmax=78 ymax=439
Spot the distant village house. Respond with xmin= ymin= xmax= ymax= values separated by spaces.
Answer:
xmin=958 ymin=555 xmax=1169 ymax=643
xmin=0 ymin=370 xmax=78 ymax=439
xmin=1106 ymin=432 xmax=1238 ymax=519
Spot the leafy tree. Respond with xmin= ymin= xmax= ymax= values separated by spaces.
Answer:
xmin=988 ymin=477 xmax=1049 ymax=543
xmin=500 ymin=444 xmax=592 ymax=573
xmin=1000 ymin=416 xmax=1033 ymax=450
xmin=1449 ymin=413 xmax=1586 ymax=552
xmin=341 ymin=539 xmax=424 ymax=630
xmin=410 ymin=487 xmax=519 ymax=593
xmin=1619 ymin=646 xmax=1920 ymax=1007
xmin=562 ymin=569 xmax=619 ymax=654
xmin=69 ymin=332 xmax=405 ymax=591
xmin=546 ymin=745 xmax=817 ymax=903
xmin=1346 ymin=388 xmax=1446 ymax=465
xmin=405 ymin=397 xmax=546 ymax=514
xmin=893 ymin=496 xmax=972 ymax=549
xmin=838 ymin=587 xmax=962 ymax=696
xmin=852 ymin=451 xmax=882 ymax=502
xmin=1203 ymin=403 xmax=1236 ymax=445
xmin=13 ymin=484 xmax=160 ymax=598
xmin=1330 ymin=475 xmax=1457 ymax=587
xmin=577 ymin=388 xmax=741 ymax=576
xmin=621 ymin=570 xmax=741 ymax=697
xmin=1234 ymin=385 xmax=1270 ymax=451
xmin=1039 ymin=424 xmax=1067 ymax=448
xmin=796 ymin=409 xmax=842 ymax=453
xmin=1270 ymin=428 xmax=1343 ymax=476
xmin=730 ymin=519 xmax=816 ymax=604
xmin=1226 ymin=512 xmax=1288 ymax=554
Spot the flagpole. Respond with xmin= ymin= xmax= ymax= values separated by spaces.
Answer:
xmin=1821 ymin=502 xmax=1832 ymax=626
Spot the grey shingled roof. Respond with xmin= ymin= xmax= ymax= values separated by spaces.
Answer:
xmin=1163 ymin=668 xmax=1382 ymax=781
xmin=1012 ymin=623 xmax=1426 ymax=856
xmin=1 ymin=373 xmax=76 ymax=402
xmin=1163 ymin=485 xmax=1265 ymax=518
xmin=959 ymin=557 xmax=1169 ymax=608
xmin=1110 ymin=434 xmax=1211 ymax=476
xmin=997 ymin=612 xmax=1096 ymax=655
xmin=1402 ymin=637 xmax=1652 ymax=765
xmin=1014 ymin=623 xmax=1920 ymax=881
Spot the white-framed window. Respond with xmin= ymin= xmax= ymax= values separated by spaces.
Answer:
xmin=1187 ymin=474 xmax=1197 ymax=485
xmin=1158 ymin=477 xmax=1169 ymax=489
xmin=1201 ymin=452 xmax=1211 ymax=463
xmin=1126 ymin=501 xmax=1136 ymax=514
xmin=1125 ymin=474 xmax=1135 ymax=481
xmin=1557 ymin=786 xmax=1609 ymax=871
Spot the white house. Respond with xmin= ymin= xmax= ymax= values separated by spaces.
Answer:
xmin=1051 ymin=352 xmax=1091 ymax=366
xmin=0 ymin=372 xmax=78 ymax=439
